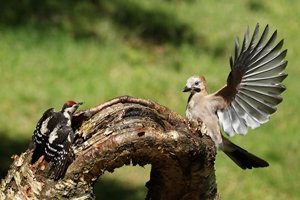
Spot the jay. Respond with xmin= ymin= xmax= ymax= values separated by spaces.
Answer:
xmin=183 ymin=24 xmax=287 ymax=169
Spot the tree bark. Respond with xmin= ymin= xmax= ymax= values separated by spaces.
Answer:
xmin=0 ymin=96 xmax=219 ymax=200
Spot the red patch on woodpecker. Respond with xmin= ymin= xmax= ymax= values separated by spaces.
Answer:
xmin=66 ymin=100 xmax=77 ymax=106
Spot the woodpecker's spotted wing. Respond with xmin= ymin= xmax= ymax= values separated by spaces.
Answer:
xmin=31 ymin=109 xmax=74 ymax=180
xmin=215 ymin=24 xmax=287 ymax=136
xmin=31 ymin=108 xmax=55 ymax=164
xmin=47 ymin=125 xmax=75 ymax=180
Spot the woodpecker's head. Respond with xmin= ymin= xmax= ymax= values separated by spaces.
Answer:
xmin=61 ymin=100 xmax=83 ymax=115
xmin=183 ymin=75 xmax=207 ymax=94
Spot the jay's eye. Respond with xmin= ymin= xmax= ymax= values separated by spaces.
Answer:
xmin=195 ymin=81 xmax=200 ymax=86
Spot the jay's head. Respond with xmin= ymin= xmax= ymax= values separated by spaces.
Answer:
xmin=183 ymin=76 xmax=206 ymax=93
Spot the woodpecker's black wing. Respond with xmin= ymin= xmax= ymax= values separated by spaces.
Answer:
xmin=47 ymin=125 xmax=75 ymax=180
xmin=214 ymin=24 xmax=287 ymax=136
xmin=31 ymin=108 xmax=55 ymax=164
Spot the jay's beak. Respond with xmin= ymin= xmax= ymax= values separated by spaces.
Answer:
xmin=183 ymin=86 xmax=191 ymax=92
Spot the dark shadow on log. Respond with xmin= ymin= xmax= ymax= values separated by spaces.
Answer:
xmin=0 ymin=132 xmax=29 ymax=179
xmin=0 ymin=96 xmax=219 ymax=200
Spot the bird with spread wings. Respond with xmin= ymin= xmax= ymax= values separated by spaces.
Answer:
xmin=183 ymin=24 xmax=287 ymax=169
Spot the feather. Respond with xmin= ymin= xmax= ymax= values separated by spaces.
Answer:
xmin=234 ymin=99 xmax=261 ymax=129
xmin=247 ymin=25 xmax=270 ymax=61
xmin=217 ymin=24 xmax=287 ymax=136
xmin=231 ymin=102 xmax=248 ymax=134
xmin=218 ymin=109 xmax=234 ymax=136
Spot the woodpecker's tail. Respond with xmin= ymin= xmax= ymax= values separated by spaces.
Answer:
xmin=31 ymin=145 xmax=44 ymax=164
xmin=221 ymin=137 xmax=269 ymax=169
xmin=49 ymin=154 xmax=73 ymax=180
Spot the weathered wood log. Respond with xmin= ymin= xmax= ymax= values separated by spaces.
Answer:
xmin=0 ymin=96 xmax=219 ymax=200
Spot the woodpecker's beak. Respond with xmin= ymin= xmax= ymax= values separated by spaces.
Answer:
xmin=183 ymin=86 xmax=191 ymax=92
xmin=74 ymin=102 xmax=84 ymax=108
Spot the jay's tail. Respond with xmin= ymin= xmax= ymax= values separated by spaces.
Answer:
xmin=221 ymin=137 xmax=269 ymax=169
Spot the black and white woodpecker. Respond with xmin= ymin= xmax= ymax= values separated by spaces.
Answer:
xmin=31 ymin=100 xmax=83 ymax=180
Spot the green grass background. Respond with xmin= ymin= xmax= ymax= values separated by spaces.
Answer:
xmin=0 ymin=0 xmax=299 ymax=199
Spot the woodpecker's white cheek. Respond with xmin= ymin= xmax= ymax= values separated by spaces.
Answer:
xmin=63 ymin=112 xmax=72 ymax=126
xmin=63 ymin=111 xmax=70 ymax=119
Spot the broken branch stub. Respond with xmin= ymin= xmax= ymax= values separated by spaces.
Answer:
xmin=0 ymin=96 xmax=219 ymax=200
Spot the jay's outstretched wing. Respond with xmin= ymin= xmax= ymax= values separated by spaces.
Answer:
xmin=215 ymin=23 xmax=287 ymax=136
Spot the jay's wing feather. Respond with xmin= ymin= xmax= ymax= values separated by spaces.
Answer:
xmin=215 ymin=23 xmax=287 ymax=137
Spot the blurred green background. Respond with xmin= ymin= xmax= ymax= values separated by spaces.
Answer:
xmin=0 ymin=0 xmax=299 ymax=199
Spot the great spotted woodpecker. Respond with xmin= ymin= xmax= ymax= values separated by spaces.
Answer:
xmin=31 ymin=100 xmax=83 ymax=180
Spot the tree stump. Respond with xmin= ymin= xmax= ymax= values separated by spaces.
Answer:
xmin=0 ymin=96 xmax=219 ymax=200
